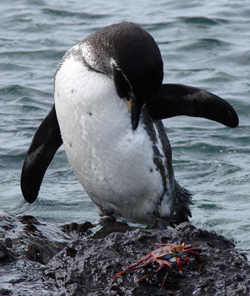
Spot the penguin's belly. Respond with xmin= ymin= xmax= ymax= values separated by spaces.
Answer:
xmin=55 ymin=59 xmax=173 ymax=225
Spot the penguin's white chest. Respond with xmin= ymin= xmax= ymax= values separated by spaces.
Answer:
xmin=54 ymin=55 xmax=172 ymax=225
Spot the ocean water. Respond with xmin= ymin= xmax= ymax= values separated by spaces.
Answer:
xmin=0 ymin=0 xmax=250 ymax=256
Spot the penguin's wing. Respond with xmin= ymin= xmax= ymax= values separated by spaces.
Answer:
xmin=147 ymin=84 xmax=239 ymax=128
xmin=21 ymin=104 xmax=63 ymax=203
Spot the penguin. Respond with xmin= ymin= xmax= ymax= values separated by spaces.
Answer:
xmin=21 ymin=22 xmax=238 ymax=228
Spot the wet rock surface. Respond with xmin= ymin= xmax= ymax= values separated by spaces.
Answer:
xmin=43 ymin=223 xmax=250 ymax=296
xmin=0 ymin=213 xmax=70 ymax=265
xmin=0 ymin=212 xmax=93 ymax=295
xmin=0 ymin=212 xmax=249 ymax=296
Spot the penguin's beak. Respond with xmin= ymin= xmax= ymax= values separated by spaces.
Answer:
xmin=129 ymin=94 xmax=144 ymax=130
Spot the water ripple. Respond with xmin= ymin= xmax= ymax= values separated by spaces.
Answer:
xmin=41 ymin=8 xmax=110 ymax=19
xmin=179 ymin=16 xmax=230 ymax=26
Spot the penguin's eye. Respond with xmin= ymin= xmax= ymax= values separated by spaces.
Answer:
xmin=113 ymin=67 xmax=131 ymax=99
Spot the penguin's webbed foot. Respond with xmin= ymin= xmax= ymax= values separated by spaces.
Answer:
xmin=99 ymin=215 xmax=117 ymax=226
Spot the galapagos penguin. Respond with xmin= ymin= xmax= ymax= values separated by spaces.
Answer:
xmin=21 ymin=22 xmax=238 ymax=228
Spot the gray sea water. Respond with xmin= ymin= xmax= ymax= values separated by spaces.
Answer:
xmin=1 ymin=0 xmax=250 ymax=257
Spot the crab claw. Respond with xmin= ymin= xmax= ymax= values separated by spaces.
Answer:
xmin=176 ymin=257 xmax=183 ymax=274
xmin=176 ymin=256 xmax=189 ymax=274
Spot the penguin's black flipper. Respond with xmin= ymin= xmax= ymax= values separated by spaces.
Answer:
xmin=21 ymin=104 xmax=63 ymax=203
xmin=147 ymin=83 xmax=239 ymax=128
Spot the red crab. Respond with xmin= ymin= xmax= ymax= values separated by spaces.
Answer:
xmin=113 ymin=242 xmax=202 ymax=286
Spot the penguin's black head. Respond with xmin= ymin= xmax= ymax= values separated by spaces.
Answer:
xmin=87 ymin=22 xmax=164 ymax=130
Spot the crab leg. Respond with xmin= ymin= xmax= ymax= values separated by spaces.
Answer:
xmin=184 ymin=246 xmax=202 ymax=253
xmin=138 ymin=259 xmax=172 ymax=286
xmin=125 ymin=253 xmax=152 ymax=269
xmin=159 ymin=260 xmax=174 ymax=286
xmin=113 ymin=256 xmax=156 ymax=280
xmin=185 ymin=250 xmax=202 ymax=269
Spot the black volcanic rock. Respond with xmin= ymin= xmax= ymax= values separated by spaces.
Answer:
xmin=0 ymin=213 xmax=249 ymax=295
xmin=42 ymin=223 xmax=250 ymax=296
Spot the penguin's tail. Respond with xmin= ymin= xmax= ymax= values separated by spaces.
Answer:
xmin=169 ymin=181 xmax=193 ymax=228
